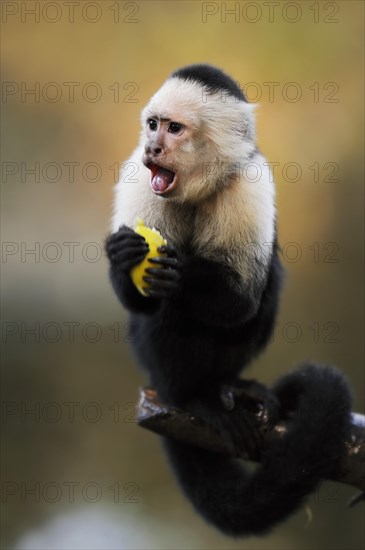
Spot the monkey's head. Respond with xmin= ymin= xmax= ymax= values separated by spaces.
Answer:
xmin=141 ymin=64 xmax=257 ymax=203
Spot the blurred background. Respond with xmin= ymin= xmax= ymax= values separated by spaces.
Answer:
xmin=1 ymin=1 xmax=364 ymax=548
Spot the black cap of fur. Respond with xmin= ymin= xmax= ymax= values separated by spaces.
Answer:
xmin=171 ymin=64 xmax=247 ymax=102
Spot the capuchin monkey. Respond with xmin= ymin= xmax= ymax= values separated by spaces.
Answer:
xmin=106 ymin=64 xmax=352 ymax=536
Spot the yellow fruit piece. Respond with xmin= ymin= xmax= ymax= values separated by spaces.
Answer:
xmin=130 ymin=219 xmax=167 ymax=296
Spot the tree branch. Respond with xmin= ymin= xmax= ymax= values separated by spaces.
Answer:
xmin=137 ymin=387 xmax=365 ymax=494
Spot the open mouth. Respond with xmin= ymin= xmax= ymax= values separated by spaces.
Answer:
xmin=147 ymin=163 xmax=176 ymax=195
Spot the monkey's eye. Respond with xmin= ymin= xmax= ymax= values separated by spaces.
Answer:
xmin=168 ymin=122 xmax=183 ymax=134
xmin=148 ymin=119 xmax=158 ymax=131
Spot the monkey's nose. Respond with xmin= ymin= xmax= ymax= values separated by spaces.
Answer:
xmin=145 ymin=144 xmax=163 ymax=156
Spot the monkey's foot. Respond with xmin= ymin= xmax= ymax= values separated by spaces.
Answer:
xmin=220 ymin=380 xmax=279 ymax=430
xmin=184 ymin=391 xmax=265 ymax=460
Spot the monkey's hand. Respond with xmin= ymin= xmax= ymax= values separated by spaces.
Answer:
xmin=106 ymin=225 xmax=149 ymax=272
xmin=142 ymin=245 xmax=182 ymax=299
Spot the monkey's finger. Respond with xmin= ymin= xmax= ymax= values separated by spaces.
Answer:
xmin=114 ymin=224 xmax=145 ymax=240
xmin=158 ymin=245 xmax=178 ymax=257
xmin=107 ymin=242 xmax=147 ymax=260
xmin=107 ymin=226 xmax=137 ymax=242
xmin=226 ymin=404 xmax=264 ymax=457
xmin=111 ymin=252 xmax=148 ymax=271
xmin=260 ymin=399 xmax=279 ymax=430
xmin=144 ymin=268 xmax=181 ymax=281
xmin=143 ymin=277 xmax=179 ymax=291
xmin=112 ymin=258 xmax=147 ymax=273
xmin=106 ymin=232 xmax=126 ymax=248
xmin=109 ymin=245 xmax=149 ymax=263
xmin=118 ymin=224 xmax=135 ymax=233
xmin=108 ymin=238 xmax=148 ymax=252
xmin=107 ymin=234 xmax=147 ymax=252
xmin=244 ymin=415 xmax=264 ymax=448
xmin=108 ymin=225 xmax=145 ymax=239
xmin=148 ymin=257 xmax=180 ymax=268
xmin=108 ymin=244 xmax=149 ymax=261
xmin=232 ymin=415 xmax=263 ymax=458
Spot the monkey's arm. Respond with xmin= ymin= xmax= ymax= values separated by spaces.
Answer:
xmin=179 ymin=257 xmax=258 ymax=326
xmin=177 ymin=250 xmax=283 ymax=329
xmin=140 ymin=252 xmax=254 ymax=326
xmin=141 ymin=244 xmax=282 ymax=330
xmin=106 ymin=231 xmax=282 ymax=329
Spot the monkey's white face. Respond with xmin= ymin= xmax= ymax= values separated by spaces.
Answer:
xmin=140 ymin=77 xmax=256 ymax=203
xmin=142 ymin=115 xmax=200 ymax=197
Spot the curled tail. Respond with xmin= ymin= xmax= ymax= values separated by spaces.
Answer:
xmin=163 ymin=364 xmax=352 ymax=536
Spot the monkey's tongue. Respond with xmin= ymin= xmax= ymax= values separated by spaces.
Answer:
xmin=150 ymin=166 xmax=175 ymax=193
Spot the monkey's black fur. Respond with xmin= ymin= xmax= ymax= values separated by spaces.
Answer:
xmin=106 ymin=227 xmax=352 ymax=536
xmin=106 ymin=64 xmax=352 ymax=536
xmin=171 ymin=63 xmax=248 ymax=102
xmin=164 ymin=364 xmax=351 ymax=536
